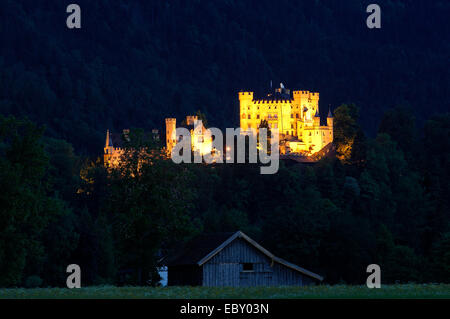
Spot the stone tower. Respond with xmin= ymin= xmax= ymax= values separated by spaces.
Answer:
xmin=104 ymin=129 xmax=114 ymax=165
xmin=165 ymin=118 xmax=177 ymax=154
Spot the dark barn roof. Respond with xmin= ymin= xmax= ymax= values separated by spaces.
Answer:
xmin=164 ymin=231 xmax=323 ymax=281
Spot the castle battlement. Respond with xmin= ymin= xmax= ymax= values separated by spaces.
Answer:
xmin=238 ymin=91 xmax=254 ymax=101
xmin=293 ymin=90 xmax=309 ymax=96
xmin=253 ymin=99 xmax=292 ymax=104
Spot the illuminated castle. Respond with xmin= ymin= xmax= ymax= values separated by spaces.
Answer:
xmin=109 ymin=84 xmax=333 ymax=164
xmin=165 ymin=115 xmax=213 ymax=156
xmin=239 ymin=84 xmax=333 ymax=154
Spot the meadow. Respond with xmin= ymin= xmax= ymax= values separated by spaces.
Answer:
xmin=1 ymin=284 xmax=449 ymax=299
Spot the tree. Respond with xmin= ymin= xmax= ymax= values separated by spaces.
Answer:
xmin=104 ymin=141 xmax=197 ymax=285
xmin=378 ymin=106 xmax=417 ymax=163
xmin=333 ymin=104 xmax=360 ymax=163
xmin=195 ymin=110 xmax=208 ymax=128
xmin=0 ymin=116 xmax=78 ymax=287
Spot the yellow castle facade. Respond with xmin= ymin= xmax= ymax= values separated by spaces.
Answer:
xmin=239 ymin=85 xmax=333 ymax=154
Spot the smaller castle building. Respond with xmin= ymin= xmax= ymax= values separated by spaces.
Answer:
xmin=104 ymin=129 xmax=127 ymax=168
xmin=103 ymin=129 xmax=159 ymax=168
xmin=166 ymin=115 xmax=213 ymax=156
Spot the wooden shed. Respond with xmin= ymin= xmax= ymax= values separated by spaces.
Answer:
xmin=165 ymin=231 xmax=323 ymax=286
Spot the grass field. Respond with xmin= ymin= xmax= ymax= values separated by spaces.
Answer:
xmin=1 ymin=284 xmax=449 ymax=299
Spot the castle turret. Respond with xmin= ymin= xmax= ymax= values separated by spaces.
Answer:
xmin=310 ymin=92 xmax=320 ymax=101
xmin=327 ymin=107 xmax=333 ymax=127
xmin=104 ymin=129 xmax=114 ymax=165
xmin=105 ymin=129 xmax=112 ymax=147
xmin=239 ymin=91 xmax=254 ymax=102
xmin=313 ymin=109 xmax=320 ymax=126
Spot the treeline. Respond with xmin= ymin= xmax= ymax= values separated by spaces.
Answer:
xmin=0 ymin=105 xmax=448 ymax=287
xmin=0 ymin=0 xmax=449 ymax=155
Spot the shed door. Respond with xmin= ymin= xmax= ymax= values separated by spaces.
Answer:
xmin=217 ymin=263 xmax=240 ymax=286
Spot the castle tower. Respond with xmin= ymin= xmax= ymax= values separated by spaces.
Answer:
xmin=292 ymin=90 xmax=301 ymax=106
xmin=327 ymin=107 xmax=334 ymax=143
xmin=165 ymin=118 xmax=177 ymax=154
xmin=239 ymin=91 xmax=254 ymax=130
xmin=104 ymin=129 xmax=114 ymax=165
xmin=293 ymin=90 xmax=310 ymax=116
xmin=313 ymin=109 xmax=321 ymax=126
xmin=310 ymin=92 xmax=319 ymax=101
xmin=327 ymin=107 xmax=333 ymax=127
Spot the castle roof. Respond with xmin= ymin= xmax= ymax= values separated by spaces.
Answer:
xmin=252 ymin=93 xmax=292 ymax=103
xmin=327 ymin=107 xmax=333 ymax=118
xmin=264 ymin=91 xmax=292 ymax=101
xmin=105 ymin=130 xmax=114 ymax=148
xmin=253 ymin=85 xmax=293 ymax=102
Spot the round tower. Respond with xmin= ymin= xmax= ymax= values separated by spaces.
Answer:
xmin=314 ymin=109 xmax=321 ymax=126
xmin=327 ymin=107 xmax=333 ymax=127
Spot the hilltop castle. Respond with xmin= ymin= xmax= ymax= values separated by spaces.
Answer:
xmin=239 ymin=84 xmax=333 ymax=155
